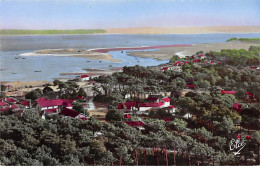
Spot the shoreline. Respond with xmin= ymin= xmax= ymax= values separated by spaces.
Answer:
xmin=23 ymin=41 xmax=260 ymax=62
xmin=1 ymin=32 xmax=260 ymax=36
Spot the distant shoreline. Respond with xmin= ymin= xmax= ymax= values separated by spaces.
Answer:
xmin=1 ymin=26 xmax=260 ymax=35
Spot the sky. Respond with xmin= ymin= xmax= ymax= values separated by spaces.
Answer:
xmin=0 ymin=0 xmax=259 ymax=30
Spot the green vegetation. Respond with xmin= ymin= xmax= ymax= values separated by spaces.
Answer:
xmin=0 ymin=29 xmax=106 ymax=35
xmin=227 ymin=38 xmax=260 ymax=43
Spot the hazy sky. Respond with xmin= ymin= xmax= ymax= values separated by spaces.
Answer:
xmin=0 ymin=0 xmax=259 ymax=29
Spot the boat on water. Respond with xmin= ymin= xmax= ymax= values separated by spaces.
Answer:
xmin=12 ymin=72 xmax=18 ymax=74
xmin=86 ymin=61 xmax=91 ymax=62
xmin=22 ymin=58 xmax=26 ymax=59
xmin=34 ymin=70 xmax=42 ymax=72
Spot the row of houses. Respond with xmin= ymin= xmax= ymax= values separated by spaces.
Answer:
xmin=0 ymin=97 xmax=30 ymax=113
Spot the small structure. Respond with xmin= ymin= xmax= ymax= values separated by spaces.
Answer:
xmin=233 ymin=103 xmax=242 ymax=113
xmin=185 ymin=84 xmax=196 ymax=90
xmin=251 ymin=66 xmax=260 ymax=70
xmin=125 ymin=121 xmax=146 ymax=130
xmin=221 ymin=90 xmax=236 ymax=95
xmin=79 ymin=74 xmax=90 ymax=81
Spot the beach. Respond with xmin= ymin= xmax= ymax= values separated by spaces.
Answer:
xmin=128 ymin=41 xmax=260 ymax=60
xmin=27 ymin=41 xmax=260 ymax=61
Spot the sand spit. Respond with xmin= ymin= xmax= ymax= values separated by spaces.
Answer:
xmin=106 ymin=26 xmax=260 ymax=34
xmin=128 ymin=41 xmax=260 ymax=60
xmin=20 ymin=48 xmax=121 ymax=63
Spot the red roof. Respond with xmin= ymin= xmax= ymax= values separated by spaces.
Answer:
xmin=7 ymin=98 xmax=16 ymax=103
xmin=168 ymin=105 xmax=175 ymax=109
xmin=124 ymin=101 xmax=136 ymax=109
xmin=185 ymin=61 xmax=189 ymax=63
xmin=124 ymin=114 xmax=131 ymax=119
xmin=163 ymin=118 xmax=171 ymax=122
xmin=174 ymin=61 xmax=181 ymax=66
xmin=193 ymin=59 xmax=201 ymax=62
xmin=162 ymin=97 xmax=171 ymax=102
xmin=161 ymin=67 xmax=169 ymax=71
xmin=11 ymin=104 xmax=19 ymax=109
xmin=251 ymin=66 xmax=258 ymax=69
xmin=76 ymin=96 xmax=86 ymax=100
xmin=0 ymin=107 xmax=10 ymax=112
xmin=210 ymin=61 xmax=215 ymax=64
xmin=221 ymin=90 xmax=236 ymax=95
xmin=125 ymin=121 xmax=145 ymax=127
xmin=0 ymin=101 xmax=8 ymax=106
xmin=36 ymin=97 xmax=74 ymax=108
xmin=117 ymin=103 xmax=124 ymax=109
xmin=185 ymin=84 xmax=196 ymax=89
xmin=180 ymin=62 xmax=184 ymax=66
xmin=61 ymin=108 xmax=80 ymax=117
xmin=199 ymin=54 xmax=204 ymax=57
xmin=19 ymin=100 xmax=30 ymax=106
xmin=45 ymin=108 xmax=58 ymax=114
xmin=218 ymin=62 xmax=222 ymax=65
xmin=233 ymin=103 xmax=241 ymax=113
xmin=80 ymin=74 xmax=89 ymax=78
xmin=139 ymin=101 xmax=164 ymax=107
xmin=205 ymin=61 xmax=209 ymax=64
xmin=246 ymin=92 xmax=254 ymax=97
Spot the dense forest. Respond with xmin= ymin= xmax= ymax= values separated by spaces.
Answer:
xmin=1 ymin=46 xmax=260 ymax=166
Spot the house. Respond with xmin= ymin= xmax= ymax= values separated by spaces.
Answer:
xmin=4 ymin=85 xmax=12 ymax=91
xmin=6 ymin=98 xmax=16 ymax=103
xmin=246 ymin=92 xmax=254 ymax=100
xmin=0 ymin=101 xmax=8 ymax=107
xmin=233 ymin=103 xmax=242 ymax=113
xmin=79 ymin=74 xmax=90 ymax=81
xmin=185 ymin=85 xmax=196 ymax=90
xmin=124 ymin=114 xmax=131 ymax=119
xmin=125 ymin=121 xmax=146 ymax=130
xmin=198 ymin=54 xmax=205 ymax=59
xmin=138 ymin=102 xmax=164 ymax=111
xmin=36 ymin=97 xmax=74 ymax=113
xmin=251 ymin=66 xmax=260 ymax=70
xmin=221 ymin=90 xmax=236 ymax=95
xmin=161 ymin=97 xmax=171 ymax=107
xmin=166 ymin=105 xmax=176 ymax=113
xmin=192 ymin=59 xmax=201 ymax=63
xmin=161 ymin=67 xmax=169 ymax=72
xmin=173 ymin=61 xmax=181 ymax=66
xmin=18 ymin=100 xmax=31 ymax=108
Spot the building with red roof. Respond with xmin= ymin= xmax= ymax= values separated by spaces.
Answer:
xmin=0 ymin=101 xmax=8 ymax=107
xmin=124 ymin=101 xmax=137 ymax=110
xmin=233 ymin=103 xmax=242 ymax=113
xmin=61 ymin=108 xmax=80 ymax=118
xmin=221 ymin=90 xmax=236 ymax=95
xmin=36 ymin=97 xmax=74 ymax=113
xmin=185 ymin=84 xmax=196 ymax=89
xmin=193 ymin=59 xmax=201 ymax=63
xmin=125 ymin=121 xmax=146 ymax=130
xmin=251 ymin=66 xmax=260 ymax=70
xmin=173 ymin=61 xmax=181 ymax=66
xmin=79 ymin=74 xmax=90 ymax=81
xmin=124 ymin=114 xmax=131 ymax=119
xmin=161 ymin=67 xmax=169 ymax=71
xmin=6 ymin=98 xmax=16 ymax=103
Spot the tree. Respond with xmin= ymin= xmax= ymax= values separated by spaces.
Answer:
xmin=236 ymin=89 xmax=246 ymax=100
xmin=105 ymin=109 xmax=123 ymax=122
xmin=170 ymin=55 xmax=181 ymax=63
xmin=25 ymin=89 xmax=42 ymax=100
xmin=43 ymin=86 xmax=53 ymax=94
xmin=53 ymin=80 xmax=62 ymax=86
xmin=216 ymin=116 xmax=235 ymax=135
xmin=171 ymin=118 xmax=187 ymax=133
xmin=1 ymin=85 xmax=6 ymax=91
xmin=78 ymin=88 xmax=87 ymax=97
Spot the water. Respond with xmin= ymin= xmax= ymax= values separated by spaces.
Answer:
xmin=1 ymin=33 xmax=259 ymax=81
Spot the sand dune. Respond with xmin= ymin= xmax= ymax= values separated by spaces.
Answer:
xmin=106 ymin=26 xmax=260 ymax=34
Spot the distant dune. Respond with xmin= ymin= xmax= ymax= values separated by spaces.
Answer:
xmin=106 ymin=26 xmax=260 ymax=34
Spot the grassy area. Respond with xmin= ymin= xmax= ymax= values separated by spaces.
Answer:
xmin=227 ymin=37 xmax=260 ymax=42
xmin=0 ymin=29 xmax=106 ymax=35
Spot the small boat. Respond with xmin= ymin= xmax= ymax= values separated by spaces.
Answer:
xmin=99 ymin=60 xmax=102 ymax=63
xmin=12 ymin=72 xmax=18 ymax=74
xmin=86 ymin=61 xmax=91 ymax=62
xmin=15 ymin=57 xmax=19 ymax=59
xmin=34 ymin=70 xmax=42 ymax=72
xmin=22 ymin=58 xmax=26 ymax=59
